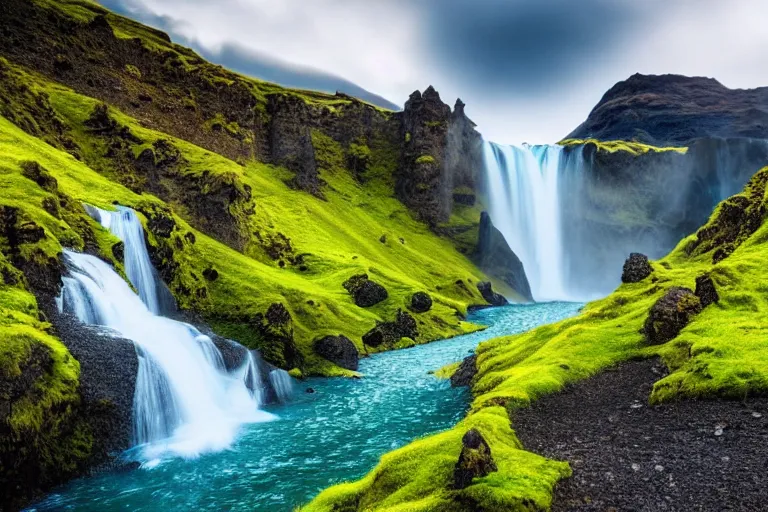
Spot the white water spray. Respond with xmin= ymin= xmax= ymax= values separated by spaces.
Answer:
xmin=483 ymin=142 xmax=572 ymax=301
xmin=58 ymin=207 xmax=275 ymax=460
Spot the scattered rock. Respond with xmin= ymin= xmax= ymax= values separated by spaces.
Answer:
xmin=453 ymin=429 xmax=498 ymax=489
xmin=379 ymin=234 xmax=387 ymax=244
xmin=477 ymin=281 xmax=508 ymax=307
xmin=694 ymin=274 xmax=719 ymax=307
xmin=362 ymin=310 xmax=418 ymax=348
xmin=622 ymin=253 xmax=653 ymax=283
xmin=450 ymin=354 xmax=477 ymax=387
xmin=314 ymin=335 xmax=359 ymax=371
xmin=410 ymin=291 xmax=432 ymax=313
xmin=342 ymin=273 xmax=388 ymax=308
xmin=306 ymin=387 xmax=315 ymax=394
xmin=643 ymin=287 xmax=702 ymax=345
xmin=202 ymin=267 xmax=219 ymax=282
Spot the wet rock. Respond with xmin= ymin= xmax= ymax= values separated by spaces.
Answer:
xmin=306 ymin=387 xmax=316 ymax=394
xmin=644 ymin=287 xmax=702 ymax=345
xmin=252 ymin=303 xmax=304 ymax=370
xmin=410 ymin=291 xmax=432 ymax=313
xmin=453 ymin=429 xmax=498 ymax=489
xmin=342 ymin=273 xmax=388 ymax=308
xmin=111 ymin=241 xmax=124 ymax=263
xmin=450 ymin=354 xmax=477 ymax=387
xmin=477 ymin=281 xmax=508 ymax=307
xmin=362 ymin=310 xmax=418 ymax=348
xmin=695 ymin=274 xmax=719 ymax=307
xmin=202 ymin=266 xmax=219 ymax=282
xmin=474 ymin=212 xmax=532 ymax=301
xmin=622 ymin=253 xmax=653 ymax=283
xmin=314 ymin=335 xmax=359 ymax=371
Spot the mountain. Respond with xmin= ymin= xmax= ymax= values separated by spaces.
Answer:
xmin=96 ymin=0 xmax=401 ymax=111
xmin=567 ymin=73 xmax=768 ymax=146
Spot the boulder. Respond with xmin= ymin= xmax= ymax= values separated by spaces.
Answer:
xmin=343 ymin=273 xmax=388 ymax=307
xmin=450 ymin=354 xmax=477 ymax=387
xmin=362 ymin=310 xmax=418 ymax=348
xmin=644 ymin=287 xmax=702 ymax=345
xmin=477 ymin=281 xmax=508 ymax=307
xmin=621 ymin=253 xmax=653 ymax=283
xmin=453 ymin=429 xmax=498 ymax=489
xmin=694 ymin=275 xmax=719 ymax=307
xmin=314 ymin=335 xmax=359 ymax=371
xmin=410 ymin=291 xmax=433 ymax=313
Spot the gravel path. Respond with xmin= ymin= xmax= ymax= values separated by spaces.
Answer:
xmin=513 ymin=359 xmax=768 ymax=511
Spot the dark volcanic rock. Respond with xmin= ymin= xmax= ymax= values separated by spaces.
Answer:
xmin=621 ymin=253 xmax=653 ymax=284
xmin=450 ymin=354 xmax=477 ymax=388
xmin=695 ymin=274 xmax=719 ymax=307
xmin=477 ymin=281 xmax=508 ymax=307
xmin=453 ymin=428 xmax=497 ymax=490
xmin=475 ymin=212 xmax=532 ymax=301
xmin=567 ymin=73 xmax=768 ymax=146
xmin=410 ymin=291 xmax=433 ymax=313
xmin=362 ymin=310 xmax=418 ymax=348
xmin=342 ymin=273 xmax=388 ymax=308
xmin=644 ymin=287 xmax=702 ymax=345
xmin=314 ymin=335 xmax=359 ymax=371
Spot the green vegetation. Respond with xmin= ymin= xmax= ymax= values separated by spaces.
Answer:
xmin=559 ymin=138 xmax=689 ymax=155
xmin=304 ymin=167 xmax=768 ymax=510
xmin=416 ymin=155 xmax=437 ymax=165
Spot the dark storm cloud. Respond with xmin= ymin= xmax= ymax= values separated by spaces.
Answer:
xmin=96 ymin=0 xmax=401 ymax=110
xmin=419 ymin=0 xmax=642 ymax=96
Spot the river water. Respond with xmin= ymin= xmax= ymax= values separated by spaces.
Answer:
xmin=30 ymin=302 xmax=581 ymax=511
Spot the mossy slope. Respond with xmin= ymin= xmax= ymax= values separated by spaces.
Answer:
xmin=305 ymin=166 xmax=768 ymax=510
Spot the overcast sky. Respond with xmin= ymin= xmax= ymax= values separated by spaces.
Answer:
xmin=101 ymin=0 xmax=768 ymax=144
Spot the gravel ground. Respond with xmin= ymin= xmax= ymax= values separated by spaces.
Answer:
xmin=513 ymin=359 xmax=768 ymax=511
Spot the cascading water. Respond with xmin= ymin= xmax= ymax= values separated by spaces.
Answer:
xmin=58 ymin=206 xmax=274 ymax=460
xmin=483 ymin=142 xmax=572 ymax=301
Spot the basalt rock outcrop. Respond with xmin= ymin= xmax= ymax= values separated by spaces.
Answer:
xmin=453 ymin=428 xmax=498 ymax=490
xmin=410 ymin=292 xmax=433 ymax=313
xmin=644 ymin=287 xmax=702 ymax=345
xmin=343 ymin=274 xmax=389 ymax=308
xmin=695 ymin=274 xmax=719 ymax=307
xmin=362 ymin=310 xmax=418 ymax=348
xmin=450 ymin=355 xmax=478 ymax=388
xmin=475 ymin=212 xmax=532 ymax=301
xmin=477 ymin=281 xmax=509 ymax=307
xmin=314 ymin=335 xmax=360 ymax=371
xmin=621 ymin=253 xmax=653 ymax=283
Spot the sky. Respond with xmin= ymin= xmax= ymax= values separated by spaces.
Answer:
xmin=99 ymin=0 xmax=768 ymax=145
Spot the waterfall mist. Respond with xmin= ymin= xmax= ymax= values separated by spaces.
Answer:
xmin=58 ymin=206 xmax=276 ymax=460
xmin=483 ymin=138 xmax=768 ymax=301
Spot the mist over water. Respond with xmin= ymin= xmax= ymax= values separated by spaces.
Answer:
xmin=483 ymin=138 xmax=768 ymax=301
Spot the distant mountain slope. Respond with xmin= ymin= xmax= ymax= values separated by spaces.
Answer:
xmin=97 ymin=0 xmax=401 ymax=111
xmin=567 ymin=73 xmax=768 ymax=146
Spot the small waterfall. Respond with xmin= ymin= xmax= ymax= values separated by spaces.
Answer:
xmin=58 ymin=206 xmax=277 ymax=460
xmin=483 ymin=142 xmax=572 ymax=301
xmin=269 ymin=369 xmax=294 ymax=404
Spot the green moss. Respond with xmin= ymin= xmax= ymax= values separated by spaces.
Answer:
xmin=433 ymin=361 xmax=459 ymax=380
xmin=416 ymin=155 xmax=436 ymax=165
xmin=558 ymin=138 xmax=688 ymax=155
xmin=306 ymin=167 xmax=768 ymax=509
xmin=124 ymin=64 xmax=141 ymax=79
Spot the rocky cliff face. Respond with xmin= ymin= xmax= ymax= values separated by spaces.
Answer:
xmin=474 ymin=212 xmax=532 ymax=302
xmin=567 ymin=73 xmax=768 ymax=146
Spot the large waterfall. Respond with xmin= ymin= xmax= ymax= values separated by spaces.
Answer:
xmin=57 ymin=206 xmax=277 ymax=460
xmin=483 ymin=143 xmax=573 ymax=301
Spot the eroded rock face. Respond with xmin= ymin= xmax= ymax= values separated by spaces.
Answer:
xmin=362 ymin=310 xmax=418 ymax=348
xmin=450 ymin=354 xmax=477 ymax=388
xmin=644 ymin=287 xmax=702 ymax=345
xmin=410 ymin=292 xmax=433 ymax=313
xmin=475 ymin=212 xmax=532 ymax=301
xmin=343 ymin=273 xmax=388 ymax=308
xmin=314 ymin=335 xmax=359 ymax=371
xmin=622 ymin=253 xmax=653 ymax=284
xmin=695 ymin=275 xmax=720 ymax=307
xmin=453 ymin=428 xmax=498 ymax=490
xmin=477 ymin=281 xmax=508 ymax=307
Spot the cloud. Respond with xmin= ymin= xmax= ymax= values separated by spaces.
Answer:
xmin=97 ymin=0 xmax=768 ymax=144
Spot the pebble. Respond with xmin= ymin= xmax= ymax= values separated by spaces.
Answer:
xmin=714 ymin=426 xmax=724 ymax=436
xmin=655 ymin=465 xmax=665 ymax=472
xmin=752 ymin=412 xmax=762 ymax=419
xmin=631 ymin=463 xmax=640 ymax=471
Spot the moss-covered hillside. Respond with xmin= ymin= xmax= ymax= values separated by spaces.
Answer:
xmin=304 ymin=166 xmax=768 ymax=510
